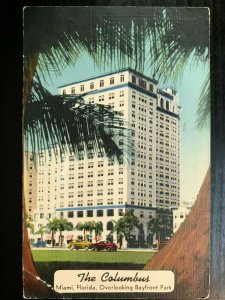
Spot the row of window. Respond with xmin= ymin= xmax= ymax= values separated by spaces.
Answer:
xmin=131 ymin=75 xmax=154 ymax=92
xmin=59 ymin=208 xmax=123 ymax=219
xmin=63 ymin=75 xmax=125 ymax=95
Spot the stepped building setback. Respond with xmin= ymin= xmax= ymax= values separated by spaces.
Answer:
xmin=25 ymin=68 xmax=180 ymax=246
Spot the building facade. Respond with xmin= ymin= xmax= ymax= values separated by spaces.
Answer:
xmin=25 ymin=68 xmax=180 ymax=246
xmin=172 ymin=202 xmax=193 ymax=233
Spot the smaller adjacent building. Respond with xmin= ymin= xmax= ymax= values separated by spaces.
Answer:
xmin=172 ymin=202 xmax=193 ymax=233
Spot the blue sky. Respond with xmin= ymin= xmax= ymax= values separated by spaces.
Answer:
xmin=41 ymin=54 xmax=210 ymax=204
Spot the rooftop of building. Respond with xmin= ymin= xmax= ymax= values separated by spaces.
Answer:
xmin=57 ymin=67 xmax=158 ymax=88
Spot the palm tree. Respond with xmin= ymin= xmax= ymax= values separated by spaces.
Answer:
xmin=123 ymin=209 xmax=139 ymax=246
xmin=46 ymin=218 xmax=60 ymax=247
xmin=35 ymin=226 xmax=47 ymax=242
xmin=113 ymin=219 xmax=126 ymax=248
xmin=113 ymin=209 xmax=139 ymax=247
xmin=26 ymin=215 xmax=34 ymax=234
xmin=90 ymin=221 xmax=103 ymax=241
xmin=75 ymin=222 xmax=93 ymax=241
xmin=57 ymin=218 xmax=74 ymax=247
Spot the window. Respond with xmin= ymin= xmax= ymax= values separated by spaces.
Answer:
xmin=118 ymin=178 xmax=123 ymax=184
xmin=108 ymin=179 xmax=114 ymax=185
xmin=166 ymin=101 xmax=169 ymax=110
xmin=80 ymin=85 xmax=84 ymax=92
xmin=88 ymin=171 xmax=93 ymax=178
xmin=77 ymin=211 xmax=83 ymax=218
xmin=160 ymin=98 xmax=164 ymax=108
xmin=40 ymin=213 xmax=44 ymax=219
xmin=107 ymin=209 xmax=114 ymax=216
xmin=100 ymin=80 xmax=104 ymax=87
xmin=120 ymin=74 xmax=124 ymax=82
xmin=108 ymin=169 xmax=114 ymax=176
xmin=97 ymin=210 xmax=103 ymax=217
xmin=97 ymin=180 xmax=103 ymax=186
xmin=63 ymin=89 xmax=66 ymax=95
xmin=109 ymin=93 xmax=115 ymax=99
xmin=98 ymin=161 xmax=104 ymax=167
xmin=107 ymin=221 xmax=114 ymax=230
xmin=119 ymin=168 xmax=123 ymax=174
xmin=108 ymin=159 xmax=114 ymax=166
xmin=149 ymin=84 xmax=153 ymax=92
xmin=119 ymin=91 xmax=124 ymax=97
xmin=90 ymin=82 xmax=94 ymax=89
xmin=97 ymin=190 xmax=103 ymax=196
xmin=88 ymin=162 xmax=93 ymax=168
xmin=87 ymin=190 xmax=93 ymax=197
xmin=78 ymin=163 xmax=84 ymax=169
xmin=118 ymin=209 xmax=123 ymax=216
xmin=68 ymin=211 xmax=74 ymax=218
xmin=71 ymin=87 xmax=75 ymax=94
xmin=132 ymin=75 xmax=136 ymax=84
xmin=119 ymin=100 xmax=124 ymax=107
xmin=119 ymin=139 xmax=123 ymax=146
xmin=107 ymin=189 xmax=113 ymax=195
xmin=78 ymin=191 xmax=83 ymax=197
xmin=98 ymin=95 xmax=104 ymax=102
xmin=118 ymin=188 xmax=123 ymax=194
xmin=139 ymin=79 xmax=146 ymax=89
xmin=87 ymin=210 xmax=93 ymax=217
xmin=89 ymin=97 xmax=94 ymax=104
xmin=110 ymin=77 xmax=114 ymax=85
xmin=78 ymin=173 xmax=84 ymax=179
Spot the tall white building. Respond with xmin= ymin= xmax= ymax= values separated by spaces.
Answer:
xmin=25 ymin=68 xmax=180 ymax=246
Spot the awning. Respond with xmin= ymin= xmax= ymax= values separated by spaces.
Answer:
xmin=66 ymin=234 xmax=74 ymax=240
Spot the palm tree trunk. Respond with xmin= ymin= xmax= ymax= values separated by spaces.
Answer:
xmin=59 ymin=231 xmax=63 ymax=247
xmin=23 ymin=54 xmax=39 ymax=117
xmin=51 ymin=231 xmax=55 ymax=247
xmin=144 ymin=168 xmax=210 ymax=299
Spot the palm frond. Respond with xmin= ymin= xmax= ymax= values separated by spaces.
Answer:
xmin=196 ymin=74 xmax=210 ymax=129
xmin=147 ymin=8 xmax=209 ymax=83
xmin=24 ymin=7 xmax=210 ymax=130
xmin=24 ymin=81 xmax=132 ymax=164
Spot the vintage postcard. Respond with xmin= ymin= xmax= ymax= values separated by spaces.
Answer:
xmin=23 ymin=6 xmax=210 ymax=299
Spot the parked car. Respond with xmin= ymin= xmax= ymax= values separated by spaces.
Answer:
xmin=67 ymin=240 xmax=91 ymax=250
xmin=31 ymin=240 xmax=46 ymax=248
xmin=91 ymin=240 xmax=117 ymax=252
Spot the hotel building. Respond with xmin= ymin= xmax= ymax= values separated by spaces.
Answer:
xmin=25 ymin=68 xmax=180 ymax=246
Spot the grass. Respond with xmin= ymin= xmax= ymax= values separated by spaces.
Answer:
xmin=32 ymin=249 xmax=156 ymax=289
xmin=32 ymin=249 xmax=155 ymax=264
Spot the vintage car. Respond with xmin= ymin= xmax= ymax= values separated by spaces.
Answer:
xmin=91 ymin=240 xmax=118 ymax=251
xmin=67 ymin=240 xmax=91 ymax=250
xmin=31 ymin=240 xmax=46 ymax=248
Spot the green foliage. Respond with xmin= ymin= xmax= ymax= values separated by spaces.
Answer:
xmin=26 ymin=215 xmax=34 ymax=234
xmin=35 ymin=226 xmax=48 ymax=241
xmin=24 ymin=7 xmax=210 ymax=128
xmin=46 ymin=217 xmax=73 ymax=246
xmin=25 ymin=82 xmax=130 ymax=162
xmin=90 ymin=221 xmax=103 ymax=239
xmin=148 ymin=214 xmax=173 ymax=242
xmin=113 ymin=209 xmax=139 ymax=244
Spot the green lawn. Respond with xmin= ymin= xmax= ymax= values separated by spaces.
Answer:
xmin=32 ymin=249 xmax=155 ymax=264
xmin=32 ymin=249 xmax=156 ymax=289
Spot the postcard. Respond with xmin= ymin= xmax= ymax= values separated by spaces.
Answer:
xmin=23 ymin=6 xmax=210 ymax=299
